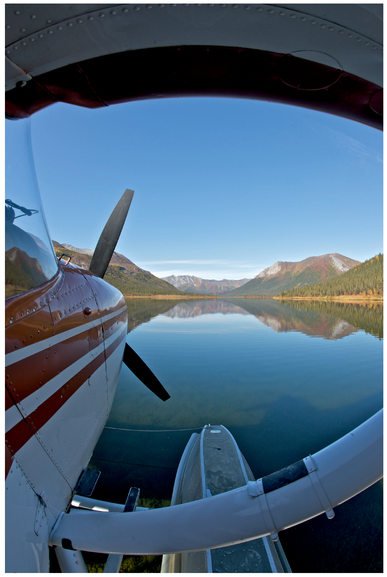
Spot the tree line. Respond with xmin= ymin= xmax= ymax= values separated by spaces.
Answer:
xmin=278 ymin=298 xmax=383 ymax=339
xmin=280 ymin=254 xmax=383 ymax=298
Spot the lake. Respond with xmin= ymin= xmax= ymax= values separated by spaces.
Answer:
xmin=90 ymin=298 xmax=383 ymax=572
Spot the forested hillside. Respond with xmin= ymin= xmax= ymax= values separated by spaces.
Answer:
xmin=103 ymin=265 xmax=183 ymax=296
xmin=228 ymin=253 xmax=358 ymax=296
xmin=280 ymin=254 xmax=383 ymax=298
xmin=278 ymin=299 xmax=383 ymax=339
xmin=53 ymin=244 xmax=183 ymax=296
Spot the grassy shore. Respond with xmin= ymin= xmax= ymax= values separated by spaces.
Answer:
xmin=273 ymin=295 xmax=383 ymax=303
xmin=124 ymin=294 xmax=383 ymax=302
xmin=124 ymin=294 xmax=220 ymax=299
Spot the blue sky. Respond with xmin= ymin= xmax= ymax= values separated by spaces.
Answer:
xmin=30 ymin=96 xmax=383 ymax=280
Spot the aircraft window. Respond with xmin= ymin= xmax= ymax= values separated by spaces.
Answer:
xmin=5 ymin=118 xmax=58 ymax=299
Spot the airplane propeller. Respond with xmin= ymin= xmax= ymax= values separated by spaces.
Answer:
xmin=123 ymin=343 xmax=170 ymax=402
xmin=90 ymin=188 xmax=170 ymax=401
xmin=89 ymin=188 xmax=134 ymax=279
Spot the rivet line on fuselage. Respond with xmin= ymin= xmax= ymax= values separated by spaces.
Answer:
xmin=5 ymin=305 xmax=127 ymax=367
xmin=5 ymin=321 xmax=128 ymax=434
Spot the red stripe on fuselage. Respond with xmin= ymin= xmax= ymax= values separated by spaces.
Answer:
xmin=5 ymin=327 xmax=126 ymax=457
xmin=5 ymin=261 xmax=128 ymax=475
xmin=5 ymin=325 xmax=102 ymax=406
xmin=5 ymin=262 xmax=127 ymax=409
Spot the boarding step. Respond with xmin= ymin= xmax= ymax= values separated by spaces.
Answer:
xmin=74 ymin=468 xmax=101 ymax=497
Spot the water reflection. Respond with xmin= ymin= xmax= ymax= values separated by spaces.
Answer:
xmin=163 ymin=299 xmax=249 ymax=319
xmin=111 ymin=298 xmax=383 ymax=428
xmin=128 ymin=297 xmax=383 ymax=340
xmin=90 ymin=297 xmax=382 ymax=571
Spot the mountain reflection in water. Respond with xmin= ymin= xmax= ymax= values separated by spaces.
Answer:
xmin=90 ymin=298 xmax=382 ymax=572
xmin=163 ymin=298 xmax=381 ymax=340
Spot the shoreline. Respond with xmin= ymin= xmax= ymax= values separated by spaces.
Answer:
xmin=124 ymin=294 xmax=220 ymax=300
xmin=124 ymin=294 xmax=383 ymax=303
xmin=273 ymin=295 xmax=383 ymax=303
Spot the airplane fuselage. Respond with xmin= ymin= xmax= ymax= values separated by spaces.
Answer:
xmin=5 ymin=260 xmax=127 ymax=571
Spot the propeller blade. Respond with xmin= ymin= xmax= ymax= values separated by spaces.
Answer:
xmin=123 ymin=343 xmax=170 ymax=402
xmin=89 ymin=188 xmax=134 ymax=278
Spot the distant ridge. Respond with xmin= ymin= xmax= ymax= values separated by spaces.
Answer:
xmin=52 ymin=244 xmax=364 ymax=298
xmin=53 ymin=241 xmax=183 ymax=296
xmin=62 ymin=244 xmax=94 ymax=257
xmin=281 ymin=254 xmax=383 ymax=298
xmin=228 ymin=253 xmax=360 ymax=296
xmin=162 ymin=274 xmax=251 ymax=295
xmin=54 ymin=242 xmax=142 ymax=271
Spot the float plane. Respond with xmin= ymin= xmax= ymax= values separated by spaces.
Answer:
xmin=5 ymin=4 xmax=382 ymax=572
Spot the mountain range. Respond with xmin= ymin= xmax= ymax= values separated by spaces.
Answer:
xmin=162 ymin=298 xmax=359 ymax=340
xmin=53 ymin=244 xmax=361 ymax=298
xmin=58 ymin=243 xmax=144 ymax=273
xmin=228 ymin=253 xmax=360 ymax=296
xmin=53 ymin=242 xmax=183 ymax=296
xmin=162 ymin=275 xmax=250 ymax=295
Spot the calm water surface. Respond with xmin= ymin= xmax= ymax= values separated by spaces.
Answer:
xmin=91 ymin=298 xmax=383 ymax=572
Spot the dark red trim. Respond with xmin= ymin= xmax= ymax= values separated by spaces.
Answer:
xmin=6 ymin=325 xmax=101 ymax=406
xmin=5 ymin=46 xmax=382 ymax=129
xmin=5 ymin=262 xmax=127 ymax=405
xmin=5 ymin=262 xmax=128 ymax=470
xmin=6 ymin=316 xmax=126 ymax=408
xmin=5 ymin=328 xmax=126 ymax=457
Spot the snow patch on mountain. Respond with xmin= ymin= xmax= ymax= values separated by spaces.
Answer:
xmin=330 ymin=254 xmax=352 ymax=273
xmin=164 ymin=275 xmax=201 ymax=288
xmin=256 ymin=261 xmax=282 ymax=278
xmin=62 ymin=244 xmax=94 ymax=256
xmin=163 ymin=275 xmax=251 ymax=294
